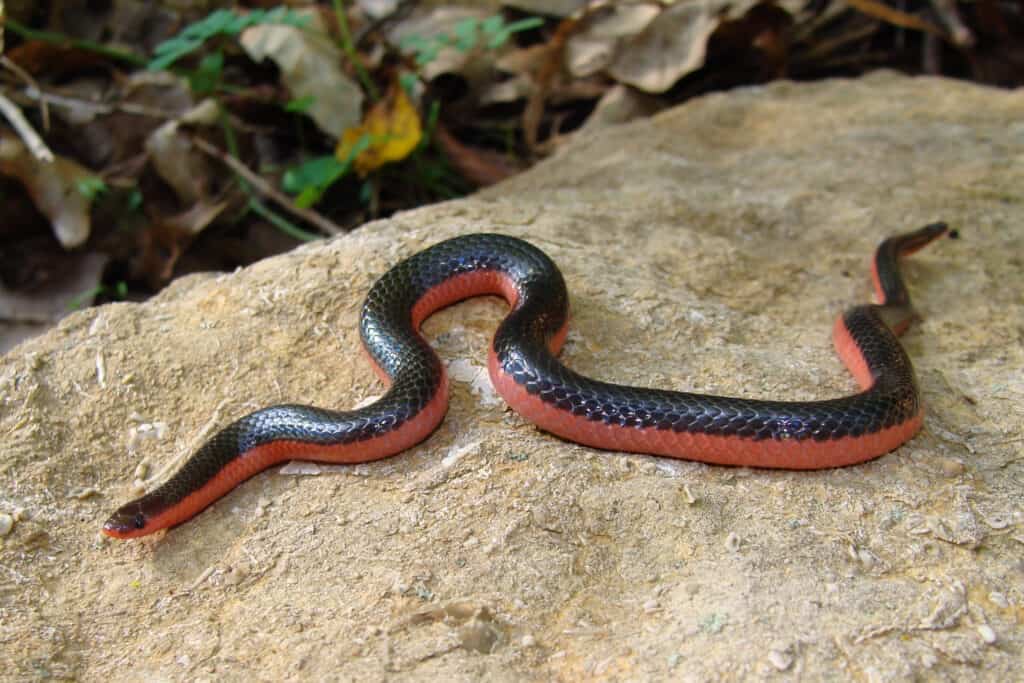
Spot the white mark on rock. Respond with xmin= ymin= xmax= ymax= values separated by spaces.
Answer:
xmin=448 ymin=359 xmax=501 ymax=405
xmin=768 ymin=648 xmax=793 ymax=671
xmin=354 ymin=394 xmax=383 ymax=410
xmin=279 ymin=461 xmax=323 ymax=475
xmin=442 ymin=440 xmax=481 ymax=469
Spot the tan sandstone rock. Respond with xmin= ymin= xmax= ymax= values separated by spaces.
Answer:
xmin=1 ymin=72 xmax=1021 ymax=680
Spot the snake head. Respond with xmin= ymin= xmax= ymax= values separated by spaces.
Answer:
xmin=102 ymin=499 xmax=158 ymax=539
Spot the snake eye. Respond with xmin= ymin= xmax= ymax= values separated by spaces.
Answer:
xmin=133 ymin=513 xmax=146 ymax=529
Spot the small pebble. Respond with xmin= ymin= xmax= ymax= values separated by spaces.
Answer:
xmin=682 ymin=484 xmax=697 ymax=505
xmin=939 ymin=458 xmax=965 ymax=477
xmin=134 ymin=461 xmax=150 ymax=480
xmin=725 ymin=532 xmax=741 ymax=552
xmin=0 ymin=513 xmax=13 ymax=537
xmin=521 ymin=634 xmax=536 ymax=648
xmin=989 ymin=592 xmax=1009 ymax=608
xmin=977 ymin=624 xmax=997 ymax=644
xmin=70 ymin=487 xmax=100 ymax=500
xmin=95 ymin=353 xmax=106 ymax=387
xmin=224 ymin=565 xmax=249 ymax=586
xmin=642 ymin=599 xmax=660 ymax=613
xmin=12 ymin=507 xmax=27 ymax=522
xmin=768 ymin=649 xmax=793 ymax=671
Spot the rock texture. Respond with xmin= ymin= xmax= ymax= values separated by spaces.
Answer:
xmin=2 ymin=72 xmax=1022 ymax=680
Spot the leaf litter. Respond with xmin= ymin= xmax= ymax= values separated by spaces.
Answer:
xmin=0 ymin=0 xmax=1021 ymax=351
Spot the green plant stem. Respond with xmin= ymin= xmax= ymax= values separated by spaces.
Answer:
xmin=332 ymin=0 xmax=379 ymax=101
xmin=218 ymin=108 xmax=248 ymax=189
xmin=5 ymin=18 xmax=148 ymax=66
xmin=217 ymin=107 xmax=320 ymax=242
xmin=248 ymin=198 xmax=320 ymax=241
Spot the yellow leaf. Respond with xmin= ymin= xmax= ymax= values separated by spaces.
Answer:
xmin=336 ymin=87 xmax=422 ymax=176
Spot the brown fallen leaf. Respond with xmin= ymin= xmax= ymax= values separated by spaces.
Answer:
xmin=133 ymin=199 xmax=229 ymax=288
xmin=0 ymin=131 xmax=101 ymax=248
xmin=240 ymin=9 xmax=363 ymax=137
xmin=433 ymin=123 xmax=521 ymax=187
xmin=565 ymin=3 xmax=661 ymax=78
xmin=0 ymin=250 xmax=108 ymax=353
xmin=607 ymin=1 xmax=722 ymax=93
xmin=5 ymin=41 xmax=108 ymax=79
xmin=144 ymin=99 xmax=220 ymax=205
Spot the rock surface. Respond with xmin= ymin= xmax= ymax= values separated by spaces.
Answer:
xmin=2 ymin=72 xmax=1022 ymax=680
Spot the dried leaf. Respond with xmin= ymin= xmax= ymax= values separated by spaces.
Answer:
xmin=502 ymin=0 xmax=586 ymax=17
xmin=336 ymin=87 xmax=422 ymax=176
xmin=144 ymin=100 xmax=220 ymax=204
xmin=387 ymin=7 xmax=493 ymax=80
xmin=358 ymin=0 xmax=402 ymax=20
xmin=132 ymin=198 xmax=232 ymax=288
xmin=0 ymin=253 xmax=108 ymax=321
xmin=5 ymin=41 xmax=107 ymax=78
xmin=608 ymin=1 xmax=721 ymax=93
xmin=434 ymin=124 xmax=521 ymax=187
xmin=0 ymin=132 xmax=100 ymax=248
xmin=566 ymin=3 xmax=661 ymax=77
xmin=0 ymin=252 xmax=108 ymax=352
xmin=240 ymin=11 xmax=363 ymax=137
xmin=163 ymin=199 xmax=230 ymax=237
xmin=580 ymin=84 xmax=664 ymax=133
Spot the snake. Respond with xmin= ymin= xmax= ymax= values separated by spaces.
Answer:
xmin=103 ymin=222 xmax=951 ymax=538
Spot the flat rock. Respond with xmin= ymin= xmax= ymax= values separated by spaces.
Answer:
xmin=2 ymin=72 xmax=1021 ymax=680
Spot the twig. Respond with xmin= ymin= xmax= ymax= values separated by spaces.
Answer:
xmin=793 ymin=22 xmax=880 ymax=65
xmin=1 ymin=56 xmax=50 ymax=131
xmin=0 ymin=91 xmax=54 ymax=163
xmin=353 ymin=0 xmax=416 ymax=48
xmin=843 ymin=0 xmax=946 ymax=37
xmin=4 ymin=18 xmax=148 ymax=67
xmin=190 ymin=135 xmax=345 ymax=237
xmin=247 ymin=197 xmax=321 ymax=242
xmin=928 ymin=0 xmax=974 ymax=47
xmin=15 ymin=86 xmax=173 ymax=119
